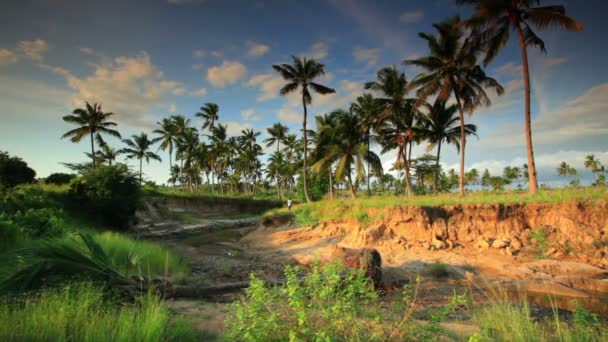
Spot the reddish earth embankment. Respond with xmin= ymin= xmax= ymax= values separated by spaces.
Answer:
xmin=245 ymin=201 xmax=608 ymax=314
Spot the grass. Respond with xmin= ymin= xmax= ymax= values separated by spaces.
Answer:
xmin=263 ymin=187 xmax=607 ymax=227
xmin=429 ymin=262 xmax=449 ymax=278
xmin=0 ymin=283 xmax=202 ymax=341
xmin=145 ymin=187 xmax=283 ymax=203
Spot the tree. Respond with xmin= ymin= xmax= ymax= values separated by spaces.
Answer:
xmin=365 ymin=66 xmax=418 ymax=197
xmin=0 ymin=151 xmax=36 ymax=188
xmin=273 ymin=56 xmax=336 ymax=202
xmin=481 ymin=169 xmax=491 ymax=190
xmin=406 ymin=17 xmax=503 ymax=196
xmin=458 ymin=0 xmax=583 ymax=195
xmin=584 ymin=154 xmax=606 ymax=186
xmin=312 ymin=110 xmax=382 ymax=199
xmin=120 ymin=133 xmax=162 ymax=184
xmin=196 ymin=103 xmax=220 ymax=133
xmin=45 ymin=172 xmax=76 ymax=185
xmin=350 ymin=93 xmax=380 ymax=196
xmin=61 ymin=102 xmax=121 ymax=167
xmin=264 ymin=123 xmax=289 ymax=153
xmin=465 ymin=168 xmax=480 ymax=187
xmin=153 ymin=118 xmax=178 ymax=186
xmin=422 ymin=100 xmax=477 ymax=193
xmin=556 ymin=161 xmax=578 ymax=187
xmin=96 ymin=145 xmax=121 ymax=166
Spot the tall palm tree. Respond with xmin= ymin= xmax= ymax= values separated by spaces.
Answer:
xmin=350 ymin=94 xmax=380 ymax=196
xmin=311 ymin=113 xmax=339 ymax=199
xmin=405 ymin=17 xmax=504 ymax=196
xmin=175 ymin=128 xmax=200 ymax=191
xmin=458 ymin=0 xmax=583 ymax=195
xmin=273 ymin=56 xmax=336 ymax=202
xmin=312 ymin=110 xmax=382 ymax=199
xmin=422 ymin=100 xmax=477 ymax=193
xmin=196 ymin=103 xmax=220 ymax=133
xmin=61 ymin=102 xmax=121 ymax=167
xmin=120 ymin=133 xmax=162 ymax=184
xmin=267 ymin=151 xmax=287 ymax=199
xmin=264 ymin=123 xmax=289 ymax=153
xmin=96 ymin=144 xmax=121 ymax=166
xmin=153 ymin=117 xmax=178 ymax=186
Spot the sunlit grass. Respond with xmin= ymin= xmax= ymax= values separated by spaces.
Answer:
xmin=0 ymin=283 xmax=202 ymax=341
xmin=263 ymin=187 xmax=607 ymax=226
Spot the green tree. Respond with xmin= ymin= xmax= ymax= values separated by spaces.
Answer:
xmin=0 ymin=151 xmax=36 ymax=188
xmin=557 ymin=161 xmax=578 ymax=187
xmin=120 ymin=133 xmax=162 ymax=184
xmin=61 ymin=102 xmax=121 ymax=167
xmin=153 ymin=117 xmax=178 ymax=186
xmin=196 ymin=103 xmax=220 ymax=133
xmin=406 ymin=17 xmax=503 ymax=196
xmin=264 ymin=123 xmax=289 ymax=153
xmin=465 ymin=168 xmax=480 ymax=187
xmin=584 ymin=154 xmax=606 ymax=186
xmin=458 ymin=0 xmax=582 ymax=195
xmin=273 ymin=56 xmax=336 ymax=202
xmin=96 ymin=145 xmax=121 ymax=166
xmin=350 ymin=93 xmax=380 ymax=196
xmin=481 ymin=168 xmax=491 ymax=190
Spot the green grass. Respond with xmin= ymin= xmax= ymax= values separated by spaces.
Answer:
xmin=0 ymin=283 xmax=202 ymax=341
xmin=263 ymin=187 xmax=607 ymax=227
xmin=92 ymin=231 xmax=191 ymax=282
xmin=145 ymin=187 xmax=283 ymax=203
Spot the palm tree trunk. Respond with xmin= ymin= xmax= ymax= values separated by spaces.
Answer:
xmin=516 ymin=24 xmax=539 ymax=195
xmin=434 ymin=141 xmax=442 ymax=194
xmin=403 ymin=144 xmax=413 ymax=197
xmin=454 ymin=93 xmax=466 ymax=197
xmin=90 ymin=132 xmax=96 ymax=167
xmin=139 ymin=158 xmax=143 ymax=184
xmin=328 ymin=168 xmax=334 ymax=200
xmin=347 ymin=174 xmax=356 ymax=199
xmin=302 ymin=95 xmax=311 ymax=203
xmin=367 ymin=129 xmax=371 ymax=197
xmin=169 ymin=145 xmax=174 ymax=188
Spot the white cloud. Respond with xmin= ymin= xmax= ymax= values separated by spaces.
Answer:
xmin=193 ymin=49 xmax=206 ymax=58
xmin=302 ymin=42 xmax=329 ymax=60
xmin=192 ymin=63 xmax=204 ymax=70
xmin=241 ymin=108 xmax=262 ymax=121
xmin=246 ymin=41 xmax=270 ymax=57
xmin=0 ymin=75 xmax=71 ymax=118
xmin=0 ymin=49 xmax=18 ymax=65
xmin=353 ymin=47 xmax=380 ymax=66
xmin=16 ymin=39 xmax=48 ymax=61
xmin=48 ymin=51 xmax=186 ymax=128
xmin=211 ymin=50 xmax=223 ymax=58
xmin=190 ymin=87 xmax=207 ymax=96
xmin=168 ymin=103 xmax=177 ymax=113
xmin=225 ymin=121 xmax=252 ymax=136
xmin=80 ymin=47 xmax=94 ymax=55
xmin=495 ymin=62 xmax=522 ymax=76
xmin=207 ymin=60 xmax=247 ymax=87
xmin=246 ymin=73 xmax=284 ymax=101
xmin=399 ymin=10 xmax=423 ymax=24
xmin=481 ymin=79 xmax=524 ymax=115
xmin=277 ymin=108 xmax=301 ymax=124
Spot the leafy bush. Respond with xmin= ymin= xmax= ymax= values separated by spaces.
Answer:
xmin=294 ymin=206 xmax=319 ymax=227
xmin=0 ymin=185 xmax=56 ymax=214
xmin=45 ymin=172 xmax=76 ymax=185
xmin=0 ymin=151 xmax=36 ymax=189
xmin=68 ymin=164 xmax=140 ymax=229
xmin=0 ymin=283 xmax=201 ymax=341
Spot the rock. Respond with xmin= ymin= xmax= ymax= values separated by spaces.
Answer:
xmin=432 ymin=239 xmax=446 ymax=250
xmin=330 ymin=246 xmax=382 ymax=289
xmin=492 ymin=239 xmax=510 ymax=249
xmin=476 ymin=238 xmax=490 ymax=249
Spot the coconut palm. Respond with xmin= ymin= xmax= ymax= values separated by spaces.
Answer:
xmin=422 ymin=100 xmax=477 ymax=193
xmin=61 ymin=102 xmax=121 ymax=167
xmin=267 ymin=151 xmax=287 ymax=199
xmin=273 ymin=56 xmax=336 ymax=202
xmin=312 ymin=110 xmax=382 ymax=199
xmin=458 ymin=0 xmax=583 ymax=195
xmin=311 ymin=113 xmax=339 ymax=199
xmin=96 ymin=144 xmax=121 ymax=166
xmin=264 ymin=123 xmax=289 ymax=153
xmin=405 ymin=17 xmax=504 ymax=196
xmin=153 ymin=118 xmax=178 ymax=186
xmin=350 ymin=94 xmax=380 ymax=196
xmin=121 ymin=133 xmax=162 ymax=184
xmin=196 ymin=103 xmax=220 ymax=133
xmin=175 ymin=128 xmax=200 ymax=191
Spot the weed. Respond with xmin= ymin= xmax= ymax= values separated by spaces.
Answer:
xmin=429 ymin=262 xmax=449 ymax=278
xmin=531 ymin=227 xmax=548 ymax=258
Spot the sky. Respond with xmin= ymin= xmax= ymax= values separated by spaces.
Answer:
xmin=1 ymin=0 xmax=607 ymax=186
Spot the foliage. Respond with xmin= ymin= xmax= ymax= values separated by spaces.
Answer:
xmin=68 ymin=164 xmax=140 ymax=229
xmin=531 ymin=227 xmax=548 ymax=257
xmin=0 ymin=283 xmax=201 ymax=341
xmin=45 ymin=172 xmax=77 ymax=185
xmin=0 ymin=151 xmax=36 ymax=189
xmin=429 ymin=262 xmax=449 ymax=278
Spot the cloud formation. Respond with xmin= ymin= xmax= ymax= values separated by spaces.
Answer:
xmin=225 ymin=121 xmax=252 ymax=136
xmin=246 ymin=41 xmax=270 ymax=57
xmin=353 ymin=47 xmax=380 ymax=66
xmin=301 ymin=42 xmax=329 ymax=60
xmin=399 ymin=10 xmax=423 ymax=24
xmin=207 ymin=60 xmax=247 ymax=87
xmin=0 ymin=49 xmax=18 ymax=65
xmin=246 ymin=73 xmax=284 ymax=101
xmin=16 ymin=39 xmax=48 ymax=61
xmin=241 ymin=108 xmax=262 ymax=121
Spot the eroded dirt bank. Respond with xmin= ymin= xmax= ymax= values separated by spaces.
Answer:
xmin=244 ymin=201 xmax=608 ymax=314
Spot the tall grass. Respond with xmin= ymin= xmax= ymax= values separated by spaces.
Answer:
xmin=0 ymin=283 xmax=201 ymax=341
xmin=93 ymin=232 xmax=190 ymax=281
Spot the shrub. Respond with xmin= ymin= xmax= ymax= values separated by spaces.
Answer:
xmin=0 ymin=151 xmax=36 ymax=189
xmin=294 ymin=206 xmax=319 ymax=227
xmin=429 ymin=262 xmax=449 ymax=278
xmin=0 ymin=185 xmax=55 ymax=214
xmin=69 ymin=164 xmax=140 ymax=229
xmin=10 ymin=208 xmax=67 ymax=238
xmin=45 ymin=172 xmax=76 ymax=185
xmin=0 ymin=283 xmax=200 ymax=341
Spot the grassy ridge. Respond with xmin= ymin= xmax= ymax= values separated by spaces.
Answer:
xmin=263 ymin=187 xmax=608 ymax=226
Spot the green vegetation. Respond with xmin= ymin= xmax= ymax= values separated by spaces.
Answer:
xmin=0 ymin=151 xmax=36 ymax=189
xmin=429 ymin=262 xmax=449 ymax=278
xmin=0 ymin=283 xmax=200 ymax=341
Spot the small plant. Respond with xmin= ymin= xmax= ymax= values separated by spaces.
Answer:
xmin=531 ymin=227 xmax=548 ymax=257
xmin=429 ymin=262 xmax=449 ymax=278
xmin=294 ymin=207 xmax=319 ymax=228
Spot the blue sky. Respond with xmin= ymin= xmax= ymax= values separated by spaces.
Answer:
xmin=1 ymin=0 xmax=607 ymax=186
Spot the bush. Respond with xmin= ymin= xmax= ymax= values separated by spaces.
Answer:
xmin=10 ymin=208 xmax=67 ymax=238
xmin=69 ymin=165 xmax=140 ymax=229
xmin=0 ymin=185 xmax=54 ymax=214
xmin=0 ymin=151 xmax=36 ymax=189
xmin=45 ymin=172 xmax=76 ymax=185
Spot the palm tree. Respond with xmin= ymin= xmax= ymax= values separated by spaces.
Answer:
xmin=175 ymin=128 xmax=200 ymax=191
xmin=61 ymin=102 xmax=121 ymax=167
xmin=350 ymin=94 xmax=380 ymax=196
xmin=273 ymin=56 xmax=336 ymax=202
xmin=153 ymin=118 xmax=178 ymax=186
xmin=267 ymin=151 xmax=287 ymax=199
xmin=458 ymin=0 xmax=582 ymax=195
xmin=196 ymin=103 xmax=220 ymax=133
xmin=422 ymin=100 xmax=477 ymax=193
xmin=96 ymin=145 xmax=121 ymax=166
xmin=584 ymin=154 xmax=603 ymax=174
xmin=311 ymin=113 xmax=339 ymax=199
xmin=557 ymin=161 xmax=578 ymax=186
xmin=121 ymin=133 xmax=162 ymax=184
xmin=312 ymin=110 xmax=382 ymax=199
xmin=264 ymin=123 xmax=289 ymax=153
xmin=405 ymin=17 xmax=504 ymax=196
